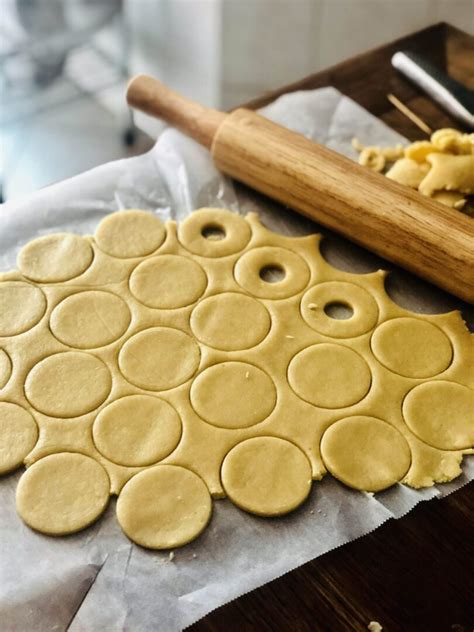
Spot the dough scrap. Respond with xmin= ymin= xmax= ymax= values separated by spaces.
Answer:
xmin=0 ymin=208 xmax=472 ymax=549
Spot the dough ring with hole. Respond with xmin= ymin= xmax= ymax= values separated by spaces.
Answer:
xmin=0 ymin=208 xmax=471 ymax=548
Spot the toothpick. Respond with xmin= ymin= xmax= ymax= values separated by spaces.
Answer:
xmin=387 ymin=93 xmax=433 ymax=135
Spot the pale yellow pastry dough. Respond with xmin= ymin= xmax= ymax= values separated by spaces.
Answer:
xmin=0 ymin=403 xmax=38 ymax=474
xmin=221 ymin=436 xmax=312 ymax=516
xmin=419 ymin=153 xmax=474 ymax=196
xmin=50 ymin=290 xmax=131 ymax=349
xmin=0 ymin=208 xmax=472 ymax=548
xmin=385 ymin=158 xmax=430 ymax=189
xmin=320 ymin=416 xmax=411 ymax=492
xmin=116 ymin=464 xmax=212 ymax=548
xmin=16 ymin=452 xmax=110 ymax=534
xmin=93 ymin=395 xmax=182 ymax=466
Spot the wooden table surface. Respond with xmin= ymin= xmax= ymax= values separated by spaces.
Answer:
xmin=191 ymin=23 xmax=474 ymax=632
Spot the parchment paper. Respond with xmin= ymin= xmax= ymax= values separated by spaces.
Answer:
xmin=0 ymin=87 xmax=472 ymax=632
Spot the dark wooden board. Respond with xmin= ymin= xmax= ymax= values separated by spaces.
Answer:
xmin=191 ymin=23 xmax=474 ymax=632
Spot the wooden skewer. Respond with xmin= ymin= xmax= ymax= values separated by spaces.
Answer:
xmin=127 ymin=75 xmax=474 ymax=303
xmin=387 ymin=93 xmax=433 ymax=135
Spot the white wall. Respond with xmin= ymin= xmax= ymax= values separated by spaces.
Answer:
xmin=127 ymin=0 xmax=473 ymax=116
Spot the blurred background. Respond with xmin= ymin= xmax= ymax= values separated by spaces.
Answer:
xmin=0 ymin=0 xmax=472 ymax=201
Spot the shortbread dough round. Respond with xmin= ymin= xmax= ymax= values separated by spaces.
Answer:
xmin=50 ymin=290 xmax=131 ymax=349
xmin=93 ymin=395 xmax=182 ymax=466
xmin=116 ymin=464 xmax=212 ymax=549
xmin=0 ymin=281 xmax=46 ymax=336
xmin=288 ymin=343 xmax=371 ymax=408
xmin=0 ymin=403 xmax=38 ymax=474
xmin=190 ymin=361 xmax=276 ymax=428
xmin=301 ymin=281 xmax=379 ymax=338
xmin=403 ymin=381 xmax=474 ymax=450
xmin=95 ymin=210 xmax=166 ymax=258
xmin=18 ymin=233 xmax=93 ymax=282
xmin=221 ymin=436 xmax=312 ymax=516
xmin=190 ymin=292 xmax=271 ymax=350
xmin=119 ymin=327 xmax=200 ymax=391
xmin=0 ymin=349 xmax=12 ymax=389
xmin=16 ymin=452 xmax=110 ymax=535
xmin=25 ymin=352 xmax=111 ymax=417
xmin=130 ymin=255 xmax=207 ymax=309
xmin=371 ymin=317 xmax=452 ymax=378
xmin=321 ymin=416 xmax=411 ymax=492
xmin=234 ymin=246 xmax=310 ymax=299
xmin=178 ymin=208 xmax=251 ymax=257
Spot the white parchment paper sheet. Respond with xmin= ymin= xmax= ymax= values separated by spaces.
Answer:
xmin=0 ymin=88 xmax=472 ymax=631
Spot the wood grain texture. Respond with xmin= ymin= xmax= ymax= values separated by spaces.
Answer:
xmin=212 ymin=108 xmax=474 ymax=302
xmin=190 ymin=23 xmax=474 ymax=632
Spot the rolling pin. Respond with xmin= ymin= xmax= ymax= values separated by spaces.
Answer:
xmin=127 ymin=75 xmax=474 ymax=303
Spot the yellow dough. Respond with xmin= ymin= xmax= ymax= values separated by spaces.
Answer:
xmin=320 ymin=416 xmax=412 ymax=492
xmin=16 ymin=452 xmax=110 ymax=534
xmin=116 ymin=464 xmax=212 ymax=549
xmin=0 ymin=208 xmax=472 ymax=548
xmin=0 ymin=403 xmax=38 ymax=475
xmin=93 ymin=395 xmax=182 ymax=466
xmin=221 ymin=436 xmax=312 ymax=516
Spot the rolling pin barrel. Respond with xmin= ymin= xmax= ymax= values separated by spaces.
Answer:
xmin=127 ymin=75 xmax=474 ymax=303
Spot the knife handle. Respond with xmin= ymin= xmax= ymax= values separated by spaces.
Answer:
xmin=392 ymin=51 xmax=474 ymax=130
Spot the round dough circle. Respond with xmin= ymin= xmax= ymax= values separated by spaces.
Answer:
xmin=93 ymin=395 xmax=182 ymax=466
xmin=50 ymin=291 xmax=131 ymax=349
xmin=190 ymin=292 xmax=270 ymax=351
xmin=403 ymin=381 xmax=474 ymax=450
xmin=178 ymin=208 xmax=251 ymax=257
xmin=116 ymin=464 xmax=212 ymax=549
xmin=288 ymin=343 xmax=372 ymax=408
xmin=234 ymin=246 xmax=310 ymax=299
xmin=25 ymin=352 xmax=111 ymax=417
xmin=119 ymin=327 xmax=200 ymax=391
xmin=0 ymin=403 xmax=38 ymax=475
xmin=371 ymin=317 xmax=452 ymax=378
xmin=130 ymin=255 xmax=207 ymax=309
xmin=190 ymin=362 xmax=276 ymax=429
xmin=16 ymin=453 xmax=110 ymax=535
xmin=0 ymin=282 xmax=46 ymax=336
xmin=321 ymin=416 xmax=411 ymax=492
xmin=0 ymin=349 xmax=12 ymax=389
xmin=95 ymin=210 xmax=166 ymax=258
xmin=18 ymin=233 xmax=93 ymax=282
xmin=221 ymin=436 xmax=312 ymax=516
xmin=301 ymin=281 xmax=379 ymax=338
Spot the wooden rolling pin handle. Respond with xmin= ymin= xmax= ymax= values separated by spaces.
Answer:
xmin=127 ymin=75 xmax=225 ymax=148
xmin=126 ymin=74 xmax=474 ymax=302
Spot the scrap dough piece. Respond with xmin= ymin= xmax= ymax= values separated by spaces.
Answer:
xmin=0 ymin=282 xmax=46 ymax=336
xmin=371 ymin=317 xmax=452 ymax=378
xmin=419 ymin=153 xmax=474 ymax=196
xmin=190 ymin=292 xmax=271 ymax=350
xmin=190 ymin=362 xmax=276 ymax=428
xmin=116 ymin=464 xmax=212 ymax=548
xmin=25 ymin=352 xmax=112 ymax=417
xmin=321 ymin=416 xmax=411 ymax=492
xmin=288 ymin=343 xmax=371 ymax=408
xmin=385 ymin=158 xmax=430 ymax=189
xmin=50 ymin=290 xmax=131 ymax=349
xmin=18 ymin=233 xmax=93 ymax=282
xmin=130 ymin=255 xmax=207 ymax=309
xmin=16 ymin=452 xmax=110 ymax=534
xmin=221 ymin=436 xmax=312 ymax=516
xmin=119 ymin=327 xmax=200 ymax=391
xmin=0 ymin=349 xmax=12 ymax=389
xmin=93 ymin=395 xmax=182 ymax=466
xmin=403 ymin=382 xmax=474 ymax=450
xmin=0 ymin=403 xmax=38 ymax=474
xmin=95 ymin=210 xmax=166 ymax=258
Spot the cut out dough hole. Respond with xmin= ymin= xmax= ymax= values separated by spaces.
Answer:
xmin=324 ymin=301 xmax=354 ymax=320
xmin=259 ymin=264 xmax=286 ymax=283
xmin=201 ymin=224 xmax=226 ymax=241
